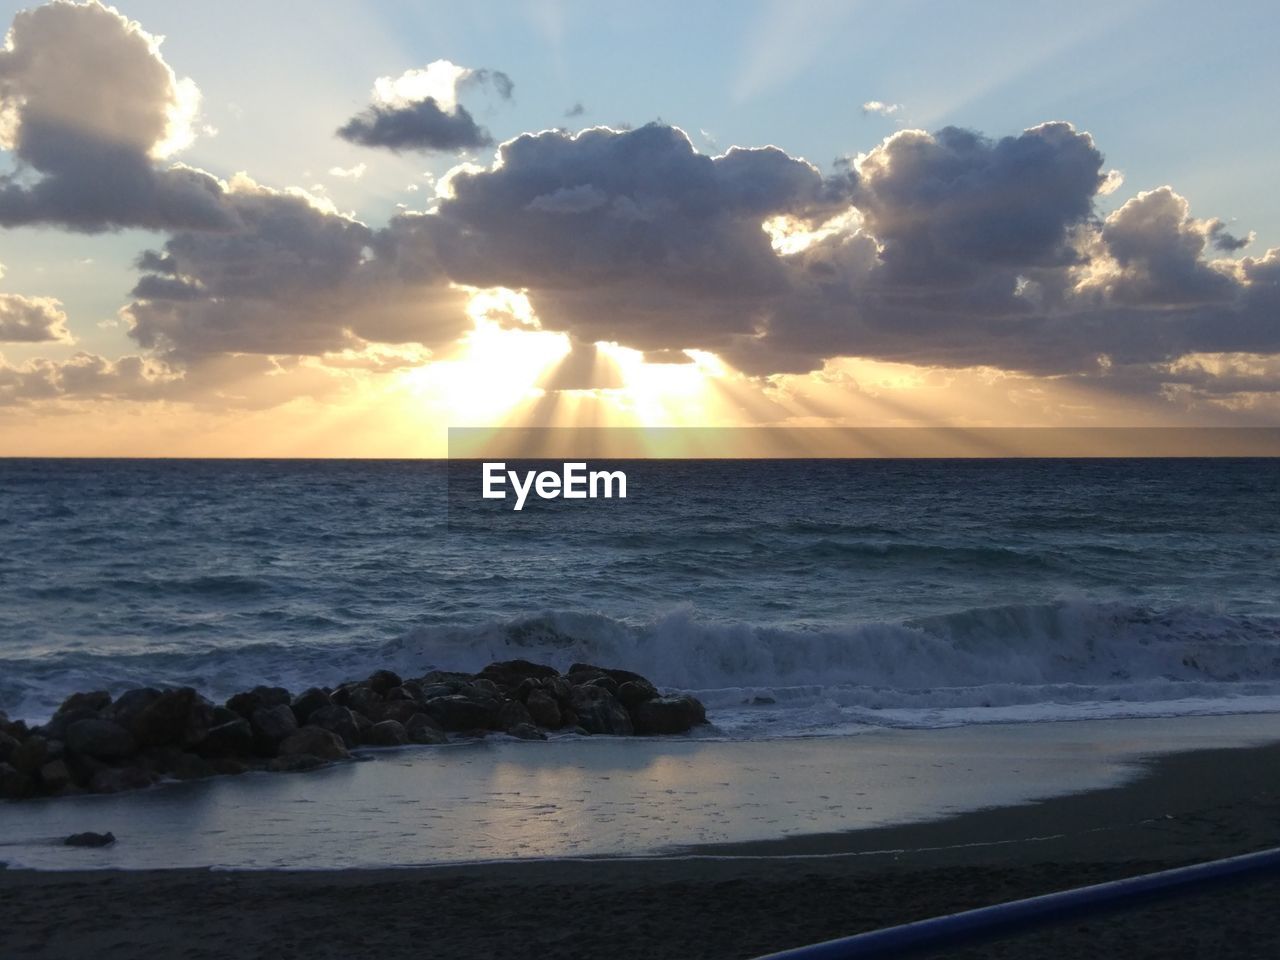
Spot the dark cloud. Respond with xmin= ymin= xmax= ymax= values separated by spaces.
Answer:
xmin=337 ymin=98 xmax=492 ymax=153
xmin=851 ymin=123 xmax=1104 ymax=279
xmin=124 ymin=179 xmax=470 ymax=359
xmin=426 ymin=123 xmax=853 ymax=353
xmin=464 ymin=68 xmax=514 ymax=101
xmin=337 ymin=61 xmax=512 ymax=154
xmin=0 ymin=0 xmax=234 ymax=232
xmin=1210 ymin=222 xmax=1254 ymax=252
xmin=123 ymin=118 xmax=1277 ymax=401
xmin=565 ymin=102 xmax=586 ymax=118
xmin=1090 ymin=186 xmax=1237 ymax=307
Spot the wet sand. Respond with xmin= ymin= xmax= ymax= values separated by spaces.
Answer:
xmin=5 ymin=736 xmax=1280 ymax=959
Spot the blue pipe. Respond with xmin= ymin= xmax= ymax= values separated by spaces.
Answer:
xmin=753 ymin=844 xmax=1280 ymax=960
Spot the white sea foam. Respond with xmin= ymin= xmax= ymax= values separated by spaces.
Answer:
xmin=7 ymin=599 xmax=1280 ymax=733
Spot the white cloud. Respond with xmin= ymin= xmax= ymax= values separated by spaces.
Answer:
xmin=861 ymin=100 xmax=901 ymax=117
xmin=328 ymin=163 xmax=368 ymax=179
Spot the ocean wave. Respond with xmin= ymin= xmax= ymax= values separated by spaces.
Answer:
xmin=5 ymin=600 xmax=1280 ymax=733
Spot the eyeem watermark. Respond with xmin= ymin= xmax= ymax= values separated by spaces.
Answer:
xmin=482 ymin=461 xmax=627 ymax=511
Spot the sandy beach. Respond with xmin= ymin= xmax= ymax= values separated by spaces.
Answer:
xmin=6 ymin=720 xmax=1280 ymax=959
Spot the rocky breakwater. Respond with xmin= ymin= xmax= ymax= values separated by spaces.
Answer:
xmin=0 ymin=661 xmax=707 ymax=800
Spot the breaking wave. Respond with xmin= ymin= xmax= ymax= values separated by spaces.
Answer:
xmin=7 ymin=600 xmax=1280 ymax=734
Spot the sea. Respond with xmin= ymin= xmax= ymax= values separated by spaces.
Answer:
xmin=2 ymin=457 xmax=1279 ymax=737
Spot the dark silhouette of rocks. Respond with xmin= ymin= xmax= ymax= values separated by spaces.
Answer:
xmin=63 ymin=831 xmax=116 ymax=848
xmin=0 ymin=661 xmax=708 ymax=800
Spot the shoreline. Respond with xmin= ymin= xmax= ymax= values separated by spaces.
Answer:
xmin=5 ymin=727 xmax=1280 ymax=958
xmin=7 ymin=712 xmax=1280 ymax=871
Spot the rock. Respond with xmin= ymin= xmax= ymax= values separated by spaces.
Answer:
xmin=525 ymin=689 xmax=562 ymax=728
xmin=545 ymin=676 xmax=573 ymax=702
xmin=420 ymin=670 xmax=473 ymax=684
xmin=130 ymin=688 xmax=215 ymax=748
xmin=65 ymin=752 xmax=108 ymax=789
xmin=250 ymin=703 xmax=299 ymax=748
xmin=0 ymin=660 xmax=706 ymax=800
xmin=11 ymin=735 xmax=50 ymax=775
xmin=90 ymin=766 xmax=156 ymax=794
xmin=226 ymin=686 xmax=291 ymax=720
xmin=197 ymin=719 xmax=255 ymax=758
xmin=616 ymin=679 xmax=659 ymax=710
xmin=0 ymin=716 xmax=28 ymax=739
xmin=631 ymin=695 xmax=707 ymax=735
xmin=405 ymin=714 xmax=447 ymax=745
xmin=0 ymin=730 xmax=19 ymax=764
xmin=364 ymin=720 xmax=409 ymax=747
xmin=419 ymin=682 xmax=461 ymax=700
xmin=170 ymin=753 xmax=216 ymax=780
xmin=210 ymin=705 xmax=240 ymax=726
xmin=424 ymin=694 xmax=501 ymax=732
xmin=570 ymin=686 xmax=633 ymax=736
xmin=569 ymin=663 xmax=655 ymax=690
xmin=291 ymin=687 xmax=332 ymax=724
xmin=472 ymin=678 xmax=501 ymax=697
xmin=566 ymin=664 xmax=611 ymax=685
xmin=268 ymin=754 xmax=325 ymax=773
xmin=508 ymin=723 xmax=547 ymax=741
xmin=478 ymin=659 xmax=561 ymax=690
xmin=104 ymin=688 xmax=163 ymax=729
xmin=308 ymin=705 xmax=360 ymax=748
xmin=585 ymin=675 xmax=622 ymax=696
xmin=56 ymin=690 xmax=112 ymax=716
xmin=498 ymin=699 xmax=534 ymax=731
xmin=37 ymin=707 xmax=100 ymax=741
xmin=339 ymin=685 xmax=383 ymax=719
xmin=379 ymin=700 xmax=427 ymax=726
xmin=39 ymin=758 xmax=74 ymax=792
xmin=366 ymin=670 xmax=402 ymax=695
xmin=66 ymin=718 xmax=137 ymax=761
xmin=0 ymin=762 xmax=34 ymax=799
xmin=64 ymin=831 xmax=115 ymax=848
xmin=278 ymin=726 xmax=349 ymax=761
xmin=351 ymin=709 xmax=374 ymax=742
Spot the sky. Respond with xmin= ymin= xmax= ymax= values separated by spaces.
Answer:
xmin=0 ymin=0 xmax=1278 ymax=455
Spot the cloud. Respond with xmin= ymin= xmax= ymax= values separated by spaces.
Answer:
xmin=1078 ymin=186 xmax=1238 ymax=307
xmin=328 ymin=163 xmax=367 ymax=179
xmin=0 ymin=349 xmax=352 ymax=409
xmin=337 ymin=60 xmax=512 ymax=153
xmin=397 ymin=120 xmax=1278 ymax=391
xmin=123 ymin=174 xmax=470 ymax=360
xmin=110 ymin=116 xmax=1267 ymax=405
xmin=0 ymin=260 xmax=72 ymax=342
xmin=0 ymin=350 xmax=168 ymax=405
xmin=0 ymin=293 xmax=71 ymax=342
xmin=861 ymin=100 xmax=901 ymax=117
xmin=425 ymin=123 xmax=854 ymax=354
xmin=337 ymin=99 xmax=492 ymax=153
xmin=0 ymin=0 xmax=233 ymax=231
xmin=0 ymin=1 xmax=1276 ymax=424
xmin=565 ymin=102 xmax=586 ymax=118
xmin=1210 ymin=222 xmax=1254 ymax=252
